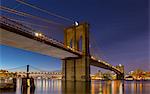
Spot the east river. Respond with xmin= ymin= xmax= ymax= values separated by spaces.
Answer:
xmin=1 ymin=79 xmax=150 ymax=94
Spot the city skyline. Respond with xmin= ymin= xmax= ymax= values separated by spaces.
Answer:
xmin=0 ymin=0 xmax=149 ymax=73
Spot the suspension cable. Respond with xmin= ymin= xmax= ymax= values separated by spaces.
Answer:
xmin=16 ymin=0 xmax=74 ymax=22
xmin=90 ymin=34 xmax=102 ymax=59
xmin=90 ymin=33 xmax=114 ymax=65
xmin=5 ymin=65 xmax=27 ymax=71
xmin=30 ymin=65 xmax=51 ymax=72
xmin=0 ymin=6 xmax=65 ymax=27
xmin=2 ymin=15 xmax=50 ymax=29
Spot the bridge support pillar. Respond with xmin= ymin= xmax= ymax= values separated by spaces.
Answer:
xmin=115 ymin=64 xmax=124 ymax=80
xmin=62 ymin=22 xmax=90 ymax=81
xmin=116 ymin=73 xmax=124 ymax=80
xmin=62 ymin=56 xmax=90 ymax=81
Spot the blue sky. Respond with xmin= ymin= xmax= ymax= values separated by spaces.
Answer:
xmin=0 ymin=45 xmax=61 ymax=72
xmin=0 ymin=0 xmax=149 ymax=73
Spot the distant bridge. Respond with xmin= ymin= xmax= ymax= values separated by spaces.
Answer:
xmin=4 ymin=71 xmax=62 ymax=79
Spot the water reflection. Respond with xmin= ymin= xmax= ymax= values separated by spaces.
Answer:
xmin=90 ymin=80 xmax=124 ymax=94
xmin=34 ymin=79 xmax=62 ymax=94
xmin=21 ymin=87 xmax=35 ymax=94
xmin=62 ymin=81 xmax=91 ymax=94
xmin=124 ymin=81 xmax=150 ymax=94
xmin=0 ymin=79 xmax=150 ymax=94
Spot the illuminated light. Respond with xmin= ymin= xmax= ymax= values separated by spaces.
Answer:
xmin=39 ymin=33 xmax=42 ymax=37
xmin=93 ymin=57 xmax=96 ymax=60
xmin=98 ymin=60 xmax=101 ymax=62
xmin=75 ymin=21 xmax=79 ymax=26
xmin=34 ymin=32 xmax=39 ymax=37
xmin=119 ymin=64 xmax=122 ymax=66
xmin=72 ymin=48 xmax=75 ymax=51
xmin=67 ymin=46 xmax=70 ymax=48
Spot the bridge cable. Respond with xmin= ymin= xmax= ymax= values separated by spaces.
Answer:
xmin=4 ymin=65 xmax=27 ymax=71
xmin=2 ymin=15 xmax=51 ymax=29
xmin=90 ymin=34 xmax=103 ymax=59
xmin=16 ymin=0 xmax=74 ymax=22
xmin=29 ymin=65 xmax=51 ymax=72
xmin=90 ymin=34 xmax=121 ymax=72
xmin=90 ymin=32 xmax=111 ymax=62
xmin=90 ymin=33 xmax=115 ymax=67
xmin=0 ymin=6 xmax=65 ymax=27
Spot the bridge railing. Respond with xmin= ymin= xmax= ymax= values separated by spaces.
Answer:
xmin=0 ymin=16 xmax=82 ymax=54
xmin=91 ymin=56 xmax=121 ymax=73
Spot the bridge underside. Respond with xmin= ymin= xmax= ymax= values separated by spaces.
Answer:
xmin=90 ymin=59 xmax=121 ymax=74
xmin=0 ymin=28 xmax=78 ymax=59
xmin=90 ymin=59 xmax=124 ymax=80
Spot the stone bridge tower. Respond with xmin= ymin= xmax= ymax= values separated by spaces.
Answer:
xmin=115 ymin=64 xmax=124 ymax=79
xmin=62 ymin=23 xmax=90 ymax=81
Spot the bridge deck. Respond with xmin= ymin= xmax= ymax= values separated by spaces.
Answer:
xmin=90 ymin=58 xmax=122 ymax=74
xmin=0 ymin=27 xmax=79 ymax=59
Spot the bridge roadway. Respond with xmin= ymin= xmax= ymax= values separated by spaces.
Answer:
xmin=90 ymin=58 xmax=121 ymax=75
xmin=0 ymin=16 xmax=122 ymax=75
xmin=0 ymin=16 xmax=81 ymax=59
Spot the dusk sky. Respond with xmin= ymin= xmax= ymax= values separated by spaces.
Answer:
xmin=0 ymin=0 xmax=149 ymax=73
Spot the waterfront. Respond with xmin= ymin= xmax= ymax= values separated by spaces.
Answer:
xmin=0 ymin=79 xmax=150 ymax=94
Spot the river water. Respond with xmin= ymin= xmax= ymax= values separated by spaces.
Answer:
xmin=1 ymin=79 xmax=150 ymax=94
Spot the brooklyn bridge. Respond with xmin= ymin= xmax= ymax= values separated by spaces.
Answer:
xmin=0 ymin=15 xmax=124 ymax=81
xmin=0 ymin=1 xmax=125 ymax=81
